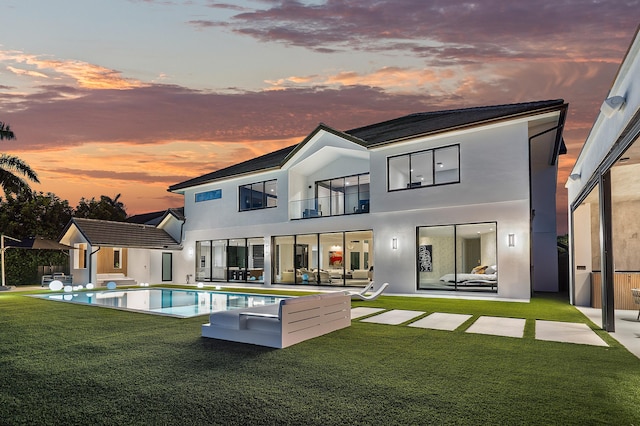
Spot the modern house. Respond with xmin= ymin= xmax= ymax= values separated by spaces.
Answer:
xmin=167 ymin=99 xmax=568 ymax=300
xmin=566 ymin=26 xmax=640 ymax=331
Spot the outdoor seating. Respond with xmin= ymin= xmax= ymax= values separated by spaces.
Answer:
xmin=632 ymin=289 xmax=640 ymax=320
xmin=348 ymin=281 xmax=374 ymax=297
xmin=201 ymin=291 xmax=351 ymax=348
xmin=349 ymin=282 xmax=389 ymax=301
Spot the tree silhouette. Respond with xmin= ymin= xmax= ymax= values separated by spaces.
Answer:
xmin=0 ymin=121 xmax=39 ymax=196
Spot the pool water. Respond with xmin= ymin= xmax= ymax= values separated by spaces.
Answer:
xmin=30 ymin=288 xmax=288 ymax=318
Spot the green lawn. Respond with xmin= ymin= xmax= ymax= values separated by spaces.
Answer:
xmin=1 ymin=288 xmax=638 ymax=425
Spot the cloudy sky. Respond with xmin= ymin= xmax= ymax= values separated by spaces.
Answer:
xmin=1 ymin=1 xmax=638 ymax=232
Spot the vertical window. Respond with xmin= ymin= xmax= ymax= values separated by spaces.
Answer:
xmin=113 ymin=248 xmax=121 ymax=269
xmin=162 ymin=252 xmax=172 ymax=281
xmin=75 ymin=243 xmax=87 ymax=269
xmin=388 ymin=155 xmax=410 ymax=190
xmin=434 ymin=145 xmax=460 ymax=184
xmin=265 ymin=180 xmax=278 ymax=207
xmin=412 ymin=151 xmax=433 ymax=186
xmin=388 ymin=144 xmax=459 ymax=191
xmin=196 ymin=241 xmax=211 ymax=281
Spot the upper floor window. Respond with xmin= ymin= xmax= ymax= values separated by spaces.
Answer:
xmin=195 ymin=189 xmax=222 ymax=203
xmin=388 ymin=144 xmax=460 ymax=191
xmin=239 ymin=179 xmax=277 ymax=211
xmin=316 ymin=173 xmax=370 ymax=216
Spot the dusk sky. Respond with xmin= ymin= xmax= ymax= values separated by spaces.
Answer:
xmin=1 ymin=1 xmax=638 ymax=233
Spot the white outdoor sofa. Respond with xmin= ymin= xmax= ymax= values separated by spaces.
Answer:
xmin=96 ymin=273 xmax=137 ymax=287
xmin=201 ymin=291 xmax=351 ymax=348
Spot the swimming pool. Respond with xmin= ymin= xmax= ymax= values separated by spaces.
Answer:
xmin=30 ymin=288 xmax=288 ymax=318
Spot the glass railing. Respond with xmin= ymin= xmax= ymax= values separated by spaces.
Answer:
xmin=290 ymin=193 xmax=370 ymax=219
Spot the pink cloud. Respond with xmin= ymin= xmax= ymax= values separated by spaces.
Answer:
xmin=197 ymin=0 xmax=638 ymax=63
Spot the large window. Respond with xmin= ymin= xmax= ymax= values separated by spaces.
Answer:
xmin=196 ymin=238 xmax=264 ymax=283
xmin=315 ymin=173 xmax=370 ymax=217
xmin=417 ymin=222 xmax=496 ymax=292
xmin=388 ymin=145 xmax=459 ymax=191
xmin=273 ymin=231 xmax=373 ymax=287
xmin=239 ymin=179 xmax=277 ymax=211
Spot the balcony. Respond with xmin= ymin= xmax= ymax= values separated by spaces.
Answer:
xmin=290 ymin=193 xmax=370 ymax=220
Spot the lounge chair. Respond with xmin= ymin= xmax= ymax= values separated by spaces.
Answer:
xmin=349 ymin=281 xmax=374 ymax=296
xmin=350 ymin=282 xmax=389 ymax=301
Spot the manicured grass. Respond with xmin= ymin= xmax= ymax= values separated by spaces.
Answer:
xmin=1 ymin=288 xmax=638 ymax=425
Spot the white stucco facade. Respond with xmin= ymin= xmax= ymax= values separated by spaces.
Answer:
xmin=171 ymin=103 xmax=566 ymax=301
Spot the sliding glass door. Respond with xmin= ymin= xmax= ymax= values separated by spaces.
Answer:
xmin=418 ymin=223 xmax=497 ymax=292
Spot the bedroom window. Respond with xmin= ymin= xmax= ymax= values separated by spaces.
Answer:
xmin=388 ymin=144 xmax=459 ymax=191
xmin=239 ymin=179 xmax=277 ymax=211
xmin=417 ymin=222 xmax=497 ymax=292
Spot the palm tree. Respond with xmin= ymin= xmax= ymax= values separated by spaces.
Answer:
xmin=0 ymin=121 xmax=40 ymax=195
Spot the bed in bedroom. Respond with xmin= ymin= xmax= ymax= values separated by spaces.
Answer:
xmin=439 ymin=265 xmax=497 ymax=288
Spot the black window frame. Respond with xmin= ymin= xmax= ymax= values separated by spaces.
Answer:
xmin=387 ymin=144 xmax=460 ymax=192
xmin=239 ymin=179 xmax=277 ymax=212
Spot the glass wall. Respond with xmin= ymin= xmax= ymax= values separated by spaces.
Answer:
xmin=315 ymin=173 xmax=370 ymax=217
xmin=274 ymin=230 xmax=373 ymax=287
xmin=273 ymin=236 xmax=295 ymax=284
xmin=195 ymin=238 xmax=264 ymax=283
xmin=418 ymin=223 xmax=497 ymax=292
xmin=195 ymin=241 xmax=211 ymax=281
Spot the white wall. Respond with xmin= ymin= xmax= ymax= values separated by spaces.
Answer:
xmin=174 ymin=118 xmax=545 ymax=300
xmin=572 ymin=203 xmax=593 ymax=306
xmin=127 ymin=249 xmax=151 ymax=284
xmin=370 ymin=121 xmax=530 ymax=214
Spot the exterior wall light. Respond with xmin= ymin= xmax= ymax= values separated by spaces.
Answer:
xmin=392 ymin=237 xmax=398 ymax=250
xmin=508 ymin=233 xmax=516 ymax=247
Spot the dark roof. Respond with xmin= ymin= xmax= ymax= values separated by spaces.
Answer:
xmin=127 ymin=207 xmax=185 ymax=226
xmin=345 ymin=99 xmax=565 ymax=145
xmin=169 ymin=99 xmax=566 ymax=191
xmin=63 ymin=218 xmax=182 ymax=250
xmin=169 ymin=144 xmax=298 ymax=192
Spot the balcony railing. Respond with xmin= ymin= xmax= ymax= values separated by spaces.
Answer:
xmin=290 ymin=193 xmax=370 ymax=220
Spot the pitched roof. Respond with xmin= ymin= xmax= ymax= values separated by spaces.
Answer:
xmin=62 ymin=218 xmax=182 ymax=250
xmin=169 ymin=144 xmax=298 ymax=192
xmin=127 ymin=207 xmax=185 ymax=226
xmin=168 ymin=99 xmax=566 ymax=191
xmin=345 ymin=99 xmax=565 ymax=145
